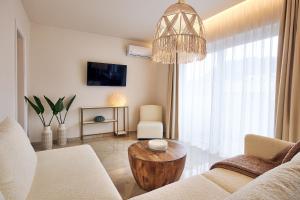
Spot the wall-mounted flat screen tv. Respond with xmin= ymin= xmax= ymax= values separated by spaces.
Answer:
xmin=87 ymin=62 xmax=127 ymax=86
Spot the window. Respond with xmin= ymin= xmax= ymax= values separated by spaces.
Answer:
xmin=179 ymin=23 xmax=279 ymax=157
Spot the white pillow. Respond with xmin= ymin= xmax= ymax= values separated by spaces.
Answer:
xmin=225 ymin=156 xmax=300 ymax=200
xmin=291 ymin=152 xmax=300 ymax=162
xmin=0 ymin=118 xmax=37 ymax=200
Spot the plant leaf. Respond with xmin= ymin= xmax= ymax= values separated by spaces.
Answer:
xmin=25 ymin=96 xmax=41 ymax=115
xmin=44 ymin=96 xmax=55 ymax=111
xmin=53 ymin=98 xmax=64 ymax=115
xmin=65 ymin=95 xmax=76 ymax=111
xmin=33 ymin=96 xmax=44 ymax=114
xmin=57 ymin=98 xmax=64 ymax=112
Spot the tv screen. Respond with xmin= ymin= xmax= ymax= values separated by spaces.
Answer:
xmin=87 ymin=62 xmax=127 ymax=86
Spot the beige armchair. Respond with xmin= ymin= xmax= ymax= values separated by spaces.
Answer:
xmin=137 ymin=105 xmax=163 ymax=139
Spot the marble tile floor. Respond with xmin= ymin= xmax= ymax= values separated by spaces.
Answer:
xmin=33 ymin=133 xmax=222 ymax=200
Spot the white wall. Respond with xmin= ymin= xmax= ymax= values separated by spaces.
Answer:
xmin=0 ymin=0 xmax=30 ymax=124
xmin=29 ymin=24 xmax=168 ymax=142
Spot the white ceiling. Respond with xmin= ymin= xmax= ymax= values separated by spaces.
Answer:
xmin=22 ymin=0 xmax=243 ymax=42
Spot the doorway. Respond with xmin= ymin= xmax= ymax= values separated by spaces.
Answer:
xmin=16 ymin=30 xmax=26 ymax=130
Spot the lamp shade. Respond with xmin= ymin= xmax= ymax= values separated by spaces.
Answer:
xmin=152 ymin=1 xmax=206 ymax=64
xmin=108 ymin=93 xmax=127 ymax=107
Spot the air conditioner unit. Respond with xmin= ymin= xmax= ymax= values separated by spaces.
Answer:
xmin=127 ymin=45 xmax=152 ymax=59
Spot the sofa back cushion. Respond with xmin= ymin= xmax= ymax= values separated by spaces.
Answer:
xmin=224 ymin=152 xmax=300 ymax=200
xmin=0 ymin=118 xmax=37 ymax=200
xmin=140 ymin=105 xmax=162 ymax=121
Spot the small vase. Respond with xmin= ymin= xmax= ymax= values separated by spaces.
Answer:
xmin=42 ymin=126 xmax=53 ymax=150
xmin=57 ymin=124 xmax=67 ymax=146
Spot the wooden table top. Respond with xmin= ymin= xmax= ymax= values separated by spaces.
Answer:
xmin=128 ymin=140 xmax=187 ymax=162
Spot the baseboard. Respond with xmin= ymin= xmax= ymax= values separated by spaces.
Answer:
xmin=31 ymin=131 xmax=137 ymax=151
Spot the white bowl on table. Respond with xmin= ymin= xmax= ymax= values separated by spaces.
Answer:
xmin=148 ymin=139 xmax=168 ymax=151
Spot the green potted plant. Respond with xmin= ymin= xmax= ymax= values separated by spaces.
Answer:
xmin=44 ymin=95 xmax=76 ymax=146
xmin=25 ymin=96 xmax=55 ymax=150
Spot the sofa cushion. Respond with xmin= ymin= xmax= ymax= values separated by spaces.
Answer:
xmin=129 ymin=175 xmax=230 ymax=200
xmin=203 ymin=168 xmax=253 ymax=193
xmin=27 ymin=145 xmax=122 ymax=200
xmin=0 ymin=118 xmax=37 ymax=200
xmin=224 ymin=153 xmax=300 ymax=200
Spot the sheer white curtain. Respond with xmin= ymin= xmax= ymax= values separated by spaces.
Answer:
xmin=179 ymin=23 xmax=279 ymax=157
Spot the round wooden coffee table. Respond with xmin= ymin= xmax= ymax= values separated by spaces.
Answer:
xmin=128 ymin=140 xmax=186 ymax=191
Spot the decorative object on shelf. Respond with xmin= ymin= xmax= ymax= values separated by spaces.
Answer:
xmin=108 ymin=92 xmax=127 ymax=107
xmin=25 ymin=96 xmax=55 ymax=150
xmin=94 ymin=116 xmax=105 ymax=122
xmin=44 ymin=95 xmax=76 ymax=146
xmin=148 ymin=139 xmax=168 ymax=151
xmin=152 ymin=0 xmax=206 ymax=64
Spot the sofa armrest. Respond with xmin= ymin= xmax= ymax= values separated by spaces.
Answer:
xmin=244 ymin=134 xmax=293 ymax=160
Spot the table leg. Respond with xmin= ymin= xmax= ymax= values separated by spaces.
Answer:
xmin=80 ymin=108 xmax=83 ymax=140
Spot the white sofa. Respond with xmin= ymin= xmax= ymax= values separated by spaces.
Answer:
xmin=137 ymin=105 xmax=163 ymax=139
xmin=0 ymin=118 xmax=122 ymax=200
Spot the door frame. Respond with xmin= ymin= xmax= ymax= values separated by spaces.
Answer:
xmin=15 ymin=20 xmax=28 ymax=134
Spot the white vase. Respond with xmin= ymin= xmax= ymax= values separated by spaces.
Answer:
xmin=57 ymin=124 xmax=67 ymax=146
xmin=42 ymin=126 xmax=53 ymax=150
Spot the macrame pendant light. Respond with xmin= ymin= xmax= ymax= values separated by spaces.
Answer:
xmin=152 ymin=0 xmax=206 ymax=64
